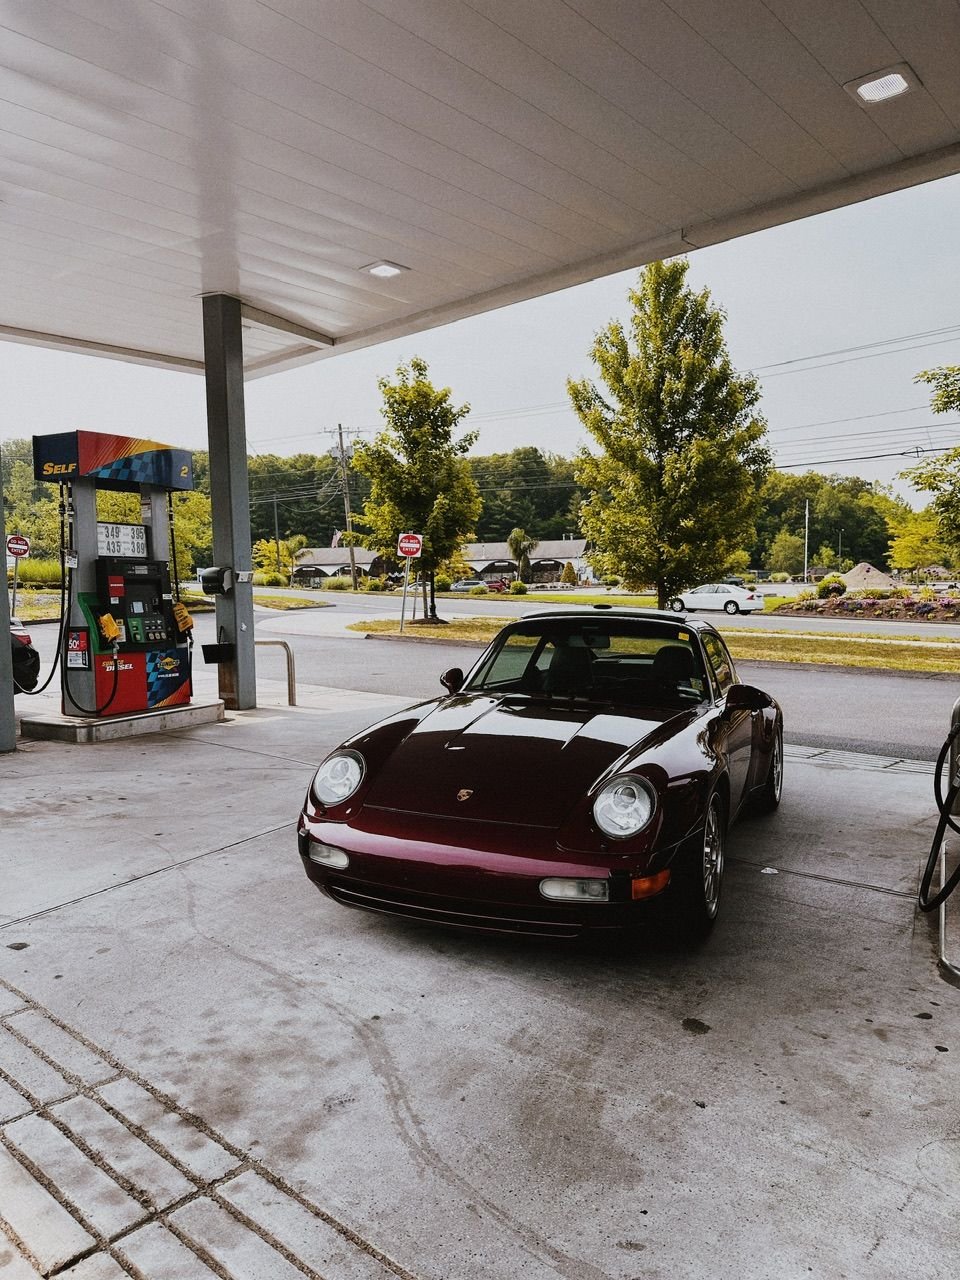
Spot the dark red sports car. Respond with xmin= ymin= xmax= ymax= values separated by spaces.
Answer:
xmin=298 ymin=609 xmax=783 ymax=939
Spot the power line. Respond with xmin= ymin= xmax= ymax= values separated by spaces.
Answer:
xmin=749 ymin=322 xmax=960 ymax=373
xmin=776 ymin=445 xmax=945 ymax=470
xmin=771 ymin=419 xmax=960 ymax=459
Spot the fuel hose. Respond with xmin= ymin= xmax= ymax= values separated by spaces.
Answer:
xmin=917 ymin=721 xmax=960 ymax=913
xmin=14 ymin=487 xmax=69 ymax=696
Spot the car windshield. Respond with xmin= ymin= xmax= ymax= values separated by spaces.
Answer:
xmin=466 ymin=618 xmax=709 ymax=707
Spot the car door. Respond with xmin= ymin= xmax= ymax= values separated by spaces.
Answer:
xmin=688 ymin=585 xmax=717 ymax=609
xmin=702 ymin=631 xmax=753 ymax=810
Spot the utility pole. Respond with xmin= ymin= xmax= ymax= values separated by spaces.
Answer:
xmin=273 ymin=495 xmax=281 ymax=574
xmin=337 ymin=424 xmax=358 ymax=590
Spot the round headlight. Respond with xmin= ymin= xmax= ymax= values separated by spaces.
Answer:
xmin=311 ymin=751 xmax=365 ymax=806
xmin=593 ymin=775 xmax=656 ymax=839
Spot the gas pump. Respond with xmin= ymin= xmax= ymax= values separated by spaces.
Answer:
xmin=32 ymin=430 xmax=194 ymax=718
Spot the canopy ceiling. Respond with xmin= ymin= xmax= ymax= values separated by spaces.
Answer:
xmin=1 ymin=0 xmax=959 ymax=377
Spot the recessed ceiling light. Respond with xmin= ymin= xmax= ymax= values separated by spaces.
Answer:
xmin=361 ymin=261 xmax=408 ymax=278
xmin=844 ymin=63 xmax=920 ymax=106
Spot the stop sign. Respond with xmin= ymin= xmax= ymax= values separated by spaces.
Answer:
xmin=397 ymin=532 xmax=423 ymax=558
xmin=6 ymin=534 xmax=30 ymax=558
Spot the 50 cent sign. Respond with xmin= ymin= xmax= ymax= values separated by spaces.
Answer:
xmin=397 ymin=532 xmax=423 ymax=558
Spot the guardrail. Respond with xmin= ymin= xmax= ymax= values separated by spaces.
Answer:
xmin=254 ymin=639 xmax=297 ymax=706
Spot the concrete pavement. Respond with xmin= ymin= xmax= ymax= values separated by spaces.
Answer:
xmin=2 ymin=678 xmax=960 ymax=1278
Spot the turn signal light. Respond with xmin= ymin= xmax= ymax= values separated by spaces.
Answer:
xmin=631 ymin=869 xmax=671 ymax=900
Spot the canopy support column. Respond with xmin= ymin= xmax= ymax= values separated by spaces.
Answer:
xmin=202 ymin=293 xmax=256 ymax=710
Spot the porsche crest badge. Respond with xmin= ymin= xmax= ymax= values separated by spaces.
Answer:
xmin=457 ymin=789 xmax=473 ymax=802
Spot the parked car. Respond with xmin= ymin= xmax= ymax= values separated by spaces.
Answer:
xmin=449 ymin=578 xmax=489 ymax=592
xmin=298 ymin=608 xmax=783 ymax=940
xmin=10 ymin=617 xmax=40 ymax=693
xmin=669 ymin=583 xmax=764 ymax=614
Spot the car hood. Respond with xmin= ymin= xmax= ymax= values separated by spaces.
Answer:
xmin=363 ymin=693 xmax=684 ymax=826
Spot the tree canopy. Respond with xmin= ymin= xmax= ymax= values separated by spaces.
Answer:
xmin=568 ymin=259 xmax=770 ymax=606
xmin=750 ymin=471 xmax=900 ymax=572
xmin=900 ymin=363 xmax=960 ymax=561
xmin=351 ymin=357 xmax=481 ymax=616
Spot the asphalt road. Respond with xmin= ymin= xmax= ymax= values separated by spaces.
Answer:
xmin=245 ymin=601 xmax=955 ymax=762
xmin=20 ymin=595 xmax=957 ymax=761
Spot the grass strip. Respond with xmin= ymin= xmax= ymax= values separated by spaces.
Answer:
xmin=351 ymin=616 xmax=960 ymax=673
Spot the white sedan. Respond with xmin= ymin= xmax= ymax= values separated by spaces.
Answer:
xmin=670 ymin=583 xmax=764 ymax=615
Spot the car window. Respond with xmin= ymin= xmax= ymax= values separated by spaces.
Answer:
xmin=702 ymin=632 xmax=734 ymax=694
xmin=475 ymin=632 xmax=544 ymax=686
xmin=467 ymin=619 xmax=709 ymax=704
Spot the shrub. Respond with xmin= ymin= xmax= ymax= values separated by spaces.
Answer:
xmin=768 ymin=572 xmax=791 ymax=584
xmin=510 ymin=580 xmax=527 ymax=595
xmin=435 ymin=576 xmax=452 ymax=592
xmin=817 ymin=574 xmax=846 ymax=599
xmin=561 ymin=560 xmax=577 ymax=586
xmin=362 ymin=577 xmax=384 ymax=592
xmin=252 ymin=570 xmax=288 ymax=587
xmin=324 ymin=576 xmax=350 ymax=590
xmin=796 ymin=589 xmax=817 ymax=601
xmin=468 ymin=584 xmax=489 ymax=596
xmin=602 ymin=575 xmax=620 ymax=587
xmin=7 ymin=558 xmax=64 ymax=589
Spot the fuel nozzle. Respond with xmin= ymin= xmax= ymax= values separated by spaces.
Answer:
xmin=98 ymin=612 xmax=122 ymax=644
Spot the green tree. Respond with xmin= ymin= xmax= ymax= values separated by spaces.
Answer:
xmin=507 ymin=527 xmax=538 ymax=583
xmin=888 ymin=507 xmax=949 ymax=580
xmin=251 ymin=533 xmax=307 ymax=580
xmin=915 ymin=364 xmax=960 ymax=415
xmin=568 ymin=260 xmax=770 ymax=607
xmin=561 ymin=560 xmax=577 ymax=585
xmin=766 ymin=528 xmax=805 ymax=576
xmin=352 ymin=357 xmax=481 ymax=620
xmin=751 ymin=471 xmax=898 ymax=570
xmin=469 ymin=448 xmax=580 ymax=540
xmin=901 ymin=364 xmax=960 ymax=558
xmin=724 ymin=549 xmax=751 ymax=577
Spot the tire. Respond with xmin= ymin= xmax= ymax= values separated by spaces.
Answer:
xmin=723 ymin=600 xmax=739 ymax=614
xmin=676 ymin=791 xmax=725 ymax=937
xmin=670 ymin=598 xmax=685 ymax=613
xmin=753 ymin=725 xmax=783 ymax=813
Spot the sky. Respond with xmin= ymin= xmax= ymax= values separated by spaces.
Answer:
xmin=2 ymin=171 xmax=960 ymax=509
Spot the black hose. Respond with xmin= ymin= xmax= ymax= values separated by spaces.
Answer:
xmin=917 ymin=721 xmax=960 ymax=913
xmin=14 ymin=487 xmax=69 ymax=695
xmin=60 ymin=628 xmax=122 ymax=716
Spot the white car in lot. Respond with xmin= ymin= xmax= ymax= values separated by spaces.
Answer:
xmin=670 ymin=583 xmax=764 ymax=615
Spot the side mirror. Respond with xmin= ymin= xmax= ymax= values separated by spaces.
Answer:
xmin=725 ymin=683 xmax=770 ymax=712
xmin=440 ymin=667 xmax=464 ymax=694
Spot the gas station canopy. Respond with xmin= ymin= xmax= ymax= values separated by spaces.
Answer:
xmin=1 ymin=0 xmax=959 ymax=377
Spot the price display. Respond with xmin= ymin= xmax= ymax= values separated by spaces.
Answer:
xmin=97 ymin=523 xmax=148 ymax=558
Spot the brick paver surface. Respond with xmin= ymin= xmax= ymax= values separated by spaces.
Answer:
xmin=0 ymin=981 xmax=408 ymax=1279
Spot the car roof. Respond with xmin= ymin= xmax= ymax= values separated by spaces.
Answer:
xmin=522 ymin=606 xmax=716 ymax=631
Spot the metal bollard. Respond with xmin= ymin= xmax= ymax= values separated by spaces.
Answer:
xmin=254 ymin=639 xmax=297 ymax=706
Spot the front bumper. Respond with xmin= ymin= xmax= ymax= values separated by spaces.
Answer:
xmin=298 ymin=809 xmax=675 ymax=938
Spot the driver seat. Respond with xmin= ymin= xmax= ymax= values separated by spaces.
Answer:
xmin=544 ymin=643 xmax=594 ymax=695
xmin=651 ymin=645 xmax=697 ymax=697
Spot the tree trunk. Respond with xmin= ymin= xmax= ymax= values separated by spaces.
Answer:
xmin=428 ymin=570 xmax=438 ymax=620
